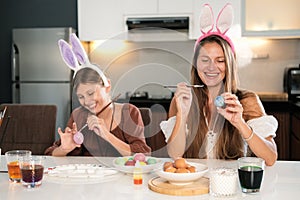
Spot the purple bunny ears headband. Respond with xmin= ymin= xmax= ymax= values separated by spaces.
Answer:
xmin=58 ymin=33 xmax=109 ymax=87
xmin=194 ymin=3 xmax=235 ymax=53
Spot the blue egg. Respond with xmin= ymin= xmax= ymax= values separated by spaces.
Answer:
xmin=214 ymin=96 xmax=226 ymax=108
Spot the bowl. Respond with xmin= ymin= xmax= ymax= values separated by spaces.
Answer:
xmin=113 ymin=156 xmax=162 ymax=174
xmin=155 ymin=162 xmax=209 ymax=185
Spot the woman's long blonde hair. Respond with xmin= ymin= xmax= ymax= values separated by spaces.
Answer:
xmin=184 ymin=35 xmax=244 ymax=159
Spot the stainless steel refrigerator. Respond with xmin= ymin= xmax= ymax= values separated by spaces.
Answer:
xmin=11 ymin=27 xmax=75 ymax=139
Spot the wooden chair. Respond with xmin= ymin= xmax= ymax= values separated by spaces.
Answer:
xmin=139 ymin=107 xmax=168 ymax=157
xmin=0 ymin=104 xmax=57 ymax=155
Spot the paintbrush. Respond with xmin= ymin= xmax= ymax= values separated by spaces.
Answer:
xmin=0 ymin=106 xmax=7 ymax=119
xmin=75 ymin=94 xmax=121 ymax=139
xmin=163 ymin=84 xmax=204 ymax=88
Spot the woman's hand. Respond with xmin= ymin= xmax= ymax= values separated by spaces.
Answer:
xmin=174 ymin=82 xmax=192 ymax=119
xmin=216 ymin=93 xmax=245 ymax=128
xmin=87 ymin=115 xmax=110 ymax=141
xmin=57 ymin=122 xmax=81 ymax=153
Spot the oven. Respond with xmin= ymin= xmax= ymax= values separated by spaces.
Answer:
xmin=284 ymin=65 xmax=300 ymax=101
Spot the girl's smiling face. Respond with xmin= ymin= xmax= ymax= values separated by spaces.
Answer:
xmin=196 ymin=42 xmax=226 ymax=88
xmin=76 ymin=83 xmax=109 ymax=114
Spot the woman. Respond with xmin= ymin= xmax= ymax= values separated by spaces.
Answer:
xmin=161 ymin=4 xmax=277 ymax=166
xmin=45 ymin=34 xmax=150 ymax=157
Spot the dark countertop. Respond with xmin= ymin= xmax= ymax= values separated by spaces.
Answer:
xmin=117 ymin=92 xmax=300 ymax=113
xmin=117 ymin=98 xmax=172 ymax=112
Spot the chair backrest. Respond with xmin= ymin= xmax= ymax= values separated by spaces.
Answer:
xmin=0 ymin=104 xmax=57 ymax=155
xmin=138 ymin=107 xmax=168 ymax=157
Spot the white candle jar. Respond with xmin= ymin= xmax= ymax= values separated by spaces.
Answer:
xmin=210 ymin=167 xmax=238 ymax=196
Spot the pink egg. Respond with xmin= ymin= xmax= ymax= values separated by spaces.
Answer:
xmin=133 ymin=153 xmax=146 ymax=162
xmin=73 ymin=131 xmax=84 ymax=144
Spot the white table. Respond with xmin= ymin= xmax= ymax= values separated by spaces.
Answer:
xmin=0 ymin=155 xmax=300 ymax=200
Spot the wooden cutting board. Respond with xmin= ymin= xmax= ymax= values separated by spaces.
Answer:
xmin=148 ymin=177 xmax=209 ymax=196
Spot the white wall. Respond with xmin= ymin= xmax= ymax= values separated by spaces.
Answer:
xmin=238 ymin=38 xmax=300 ymax=92
xmin=89 ymin=39 xmax=194 ymax=99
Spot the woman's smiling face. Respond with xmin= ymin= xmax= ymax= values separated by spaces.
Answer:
xmin=196 ymin=42 xmax=226 ymax=88
xmin=76 ymin=83 xmax=109 ymax=114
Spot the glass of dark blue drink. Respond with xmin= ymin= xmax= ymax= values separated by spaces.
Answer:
xmin=238 ymin=157 xmax=264 ymax=193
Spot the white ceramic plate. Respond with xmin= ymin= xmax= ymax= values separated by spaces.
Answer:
xmin=44 ymin=164 xmax=119 ymax=184
xmin=155 ymin=162 xmax=209 ymax=185
xmin=113 ymin=156 xmax=162 ymax=174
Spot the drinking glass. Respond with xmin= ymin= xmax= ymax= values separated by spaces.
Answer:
xmin=5 ymin=150 xmax=32 ymax=182
xmin=210 ymin=167 xmax=238 ymax=197
xmin=19 ymin=156 xmax=44 ymax=188
xmin=238 ymin=157 xmax=265 ymax=193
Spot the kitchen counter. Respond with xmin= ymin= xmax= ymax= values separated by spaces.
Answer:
xmin=117 ymin=98 xmax=172 ymax=112
xmin=0 ymin=156 xmax=300 ymax=200
xmin=257 ymin=92 xmax=288 ymax=102
xmin=118 ymin=92 xmax=291 ymax=112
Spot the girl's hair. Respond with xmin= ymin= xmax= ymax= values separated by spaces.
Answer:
xmin=185 ymin=35 xmax=244 ymax=159
xmin=72 ymin=67 xmax=105 ymax=92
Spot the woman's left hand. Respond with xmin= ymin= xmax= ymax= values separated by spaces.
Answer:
xmin=216 ymin=93 xmax=245 ymax=127
xmin=86 ymin=115 xmax=110 ymax=141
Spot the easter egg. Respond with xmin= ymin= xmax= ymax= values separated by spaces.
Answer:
xmin=139 ymin=161 xmax=147 ymax=166
xmin=187 ymin=166 xmax=196 ymax=173
xmin=125 ymin=160 xmax=136 ymax=166
xmin=163 ymin=162 xmax=173 ymax=171
xmin=115 ymin=157 xmax=127 ymax=166
xmin=133 ymin=153 xmax=146 ymax=162
xmin=214 ymin=96 xmax=226 ymax=108
xmin=147 ymin=158 xmax=157 ymax=165
xmin=165 ymin=166 xmax=176 ymax=173
xmin=174 ymin=158 xmax=187 ymax=169
xmin=127 ymin=157 xmax=134 ymax=161
xmin=73 ymin=131 xmax=84 ymax=145
xmin=175 ymin=168 xmax=190 ymax=173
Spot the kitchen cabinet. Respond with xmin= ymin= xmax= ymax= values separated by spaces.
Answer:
xmin=262 ymin=101 xmax=291 ymax=160
xmin=78 ymin=0 xmax=124 ymax=41
xmin=158 ymin=0 xmax=193 ymax=14
xmin=122 ymin=0 xmax=193 ymax=15
xmin=241 ymin=0 xmax=300 ymax=37
xmin=78 ymin=0 xmax=194 ymax=41
xmin=191 ymin=0 xmax=241 ymax=40
xmin=269 ymin=111 xmax=290 ymax=160
xmin=290 ymin=110 xmax=300 ymax=160
xmin=122 ymin=0 xmax=157 ymax=15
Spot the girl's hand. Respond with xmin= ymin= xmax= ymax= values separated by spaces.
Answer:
xmin=216 ymin=93 xmax=245 ymax=127
xmin=174 ymin=82 xmax=192 ymax=119
xmin=87 ymin=115 xmax=110 ymax=141
xmin=57 ymin=122 xmax=81 ymax=152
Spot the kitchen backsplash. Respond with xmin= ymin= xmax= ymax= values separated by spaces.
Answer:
xmin=89 ymin=38 xmax=300 ymax=99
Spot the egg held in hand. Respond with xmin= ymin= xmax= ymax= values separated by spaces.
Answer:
xmin=73 ymin=131 xmax=84 ymax=145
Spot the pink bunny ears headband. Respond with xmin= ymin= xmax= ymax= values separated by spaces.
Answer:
xmin=58 ymin=33 xmax=109 ymax=87
xmin=194 ymin=3 xmax=235 ymax=53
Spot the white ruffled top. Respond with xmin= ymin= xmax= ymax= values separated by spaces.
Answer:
xmin=160 ymin=115 xmax=278 ymax=158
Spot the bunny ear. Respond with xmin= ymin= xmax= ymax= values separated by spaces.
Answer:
xmin=70 ymin=33 xmax=90 ymax=65
xmin=58 ymin=39 xmax=79 ymax=71
xmin=199 ymin=4 xmax=214 ymax=34
xmin=216 ymin=3 xmax=234 ymax=34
